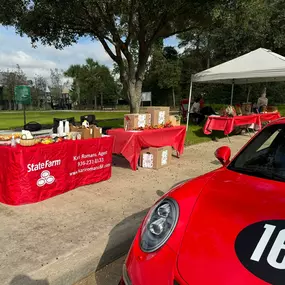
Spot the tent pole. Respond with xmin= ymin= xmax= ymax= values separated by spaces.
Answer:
xmin=230 ymin=80 xmax=235 ymax=105
xmin=247 ymin=86 xmax=252 ymax=103
xmin=186 ymin=79 xmax=193 ymax=131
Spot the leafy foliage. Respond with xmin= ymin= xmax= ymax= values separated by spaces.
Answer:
xmin=50 ymin=68 xmax=64 ymax=103
xmin=2 ymin=65 xmax=27 ymax=109
xmin=31 ymin=75 xmax=47 ymax=108
xmin=144 ymin=46 xmax=181 ymax=106
xmin=65 ymin=58 xmax=119 ymax=108
xmin=1 ymin=0 xmax=223 ymax=112
xmin=3 ymin=0 xmax=285 ymax=109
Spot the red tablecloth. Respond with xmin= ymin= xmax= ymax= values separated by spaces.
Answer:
xmin=204 ymin=112 xmax=281 ymax=135
xmin=259 ymin=112 xmax=281 ymax=122
xmin=107 ymin=126 xmax=186 ymax=171
xmin=0 ymin=136 xmax=113 ymax=206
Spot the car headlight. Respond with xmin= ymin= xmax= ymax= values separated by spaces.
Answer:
xmin=140 ymin=198 xmax=179 ymax=252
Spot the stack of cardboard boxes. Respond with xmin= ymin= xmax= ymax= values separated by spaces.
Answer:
xmin=123 ymin=106 xmax=176 ymax=170
xmin=123 ymin=106 xmax=171 ymax=130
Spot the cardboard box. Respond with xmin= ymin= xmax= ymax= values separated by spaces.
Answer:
xmin=146 ymin=107 xmax=170 ymax=126
xmin=140 ymin=146 xmax=172 ymax=169
xmin=92 ymin=126 xmax=102 ymax=138
xmin=70 ymin=125 xmax=102 ymax=139
xmin=169 ymin=115 xmax=180 ymax=126
xmin=241 ymin=103 xmax=252 ymax=115
xmin=267 ymin=106 xmax=278 ymax=113
xmin=124 ymin=114 xmax=151 ymax=130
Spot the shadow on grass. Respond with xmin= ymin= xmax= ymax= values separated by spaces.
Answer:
xmin=186 ymin=123 xmax=226 ymax=145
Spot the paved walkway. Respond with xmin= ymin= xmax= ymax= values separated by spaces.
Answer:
xmin=0 ymin=135 xmax=250 ymax=285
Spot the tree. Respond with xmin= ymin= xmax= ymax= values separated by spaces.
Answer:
xmin=177 ymin=0 xmax=283 ymax=68
xmin=2 ymin=64 xmax=27 ymax=110
xmin=82 ymin=58 xmax=102 ymax=109
xmin=159 ymin=47 xmax=181 ymax=107
xmin=32 ymin=75 xmax=47 ymax=108
xmin=3 ymin=0 xmax=221 ymax=113
xmin=144 ymin=46 xmax=181 ymax=107
xmin=65 ymin=58 xmax=119 ymax=109
xmin=50 ymin=68 xmax=63 ymax=107
xmin=175 ymin=0 xmax=285 ymax=104
xmin=64 ymin=64 xmax=82 ymax=105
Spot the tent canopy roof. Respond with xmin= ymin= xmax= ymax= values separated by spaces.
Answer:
xmin=192 ymin=48 xmax=285 ymax=84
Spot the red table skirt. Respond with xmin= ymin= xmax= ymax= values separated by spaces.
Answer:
xmin=107 ymin=126 xmax=186 ymax=171
xmin=204 ymin=112 xmax=281 ymax=135
xmin=0 ymin=136 xmax=113 ymax=206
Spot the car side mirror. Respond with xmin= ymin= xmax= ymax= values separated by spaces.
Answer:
xmin=215 ymin=146 xmax=231 ymax=166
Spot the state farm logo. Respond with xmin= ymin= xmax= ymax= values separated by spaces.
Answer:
xmin=37 ymin=170 xmax=55 ymax=187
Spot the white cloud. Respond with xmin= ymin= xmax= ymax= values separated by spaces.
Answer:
xmin=0 ymin=27 xmax=180 ymax=86
xmin=0 ymin=26 xmax=114 ymax=82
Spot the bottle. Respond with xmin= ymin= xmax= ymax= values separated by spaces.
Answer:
xmin=64 ymin=120 xmax=70 ymax=134
xmin=11 ymin=135 xmax=16 ymax=147
xmin=82 ymin=120 xmax=89 ymax=128
xmin=57 ymin=121 xmax=64 ymax=136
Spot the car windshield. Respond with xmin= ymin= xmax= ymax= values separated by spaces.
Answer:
xmin=228 ymin=124 xmax=285 ymax=182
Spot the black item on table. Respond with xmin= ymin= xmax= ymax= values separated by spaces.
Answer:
xmin=53 ymin=117 xmax=75 ymax=133
xmin=80 ymin=115 xmax=97 ymax=125
xmin=102 ymin=127 xmax=112 ymax=135
xmin=24 ymin=121 xmax=42 ymax=132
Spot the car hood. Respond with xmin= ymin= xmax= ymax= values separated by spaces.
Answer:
xmin=177 ymin=168 xmax=285 ymax=285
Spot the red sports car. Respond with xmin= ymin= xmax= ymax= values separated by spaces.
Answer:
xmin=120 ymin=118 xmax=285 ymax=285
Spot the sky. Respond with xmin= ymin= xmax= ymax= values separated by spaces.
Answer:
xmin=0 ymin=25 xmax=179 ymax=82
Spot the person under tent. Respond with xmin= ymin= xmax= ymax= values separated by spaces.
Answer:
xmin=256 ymin=87 xmax=268 ymax=113
xmin=189 ymin=97 xmax=205 ymax=124
xmin=190 ymin=95 xmax=217 ymax=124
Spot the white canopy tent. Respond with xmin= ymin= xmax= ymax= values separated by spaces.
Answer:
xmin=186 ymin=48 xmax=285 ymax=130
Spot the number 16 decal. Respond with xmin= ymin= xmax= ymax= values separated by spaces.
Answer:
xmin=235 ymin=220 xmax=285 ymax=284
xmin=251 ymin=224 xmax=285 ymax=269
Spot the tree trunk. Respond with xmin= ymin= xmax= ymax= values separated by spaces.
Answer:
xmin=77 ymin=82 xmax=80 ymax=106
xmin=172 ymin=86 xmax=176 ymax=108
xmin=94 ymin=94 xmax=97 ymax=110
xmin=207 ymin=57 xmax=210 ymax=69
xmin=100 ymin=92 xmax=103 ymax=110
xmin=128 ymin=80 xmax=142 ymax=113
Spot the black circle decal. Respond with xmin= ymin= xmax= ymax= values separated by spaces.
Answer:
xmin=235 ymin=220 xmax=285 ymax=285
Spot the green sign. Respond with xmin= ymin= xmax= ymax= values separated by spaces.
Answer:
xmin=15 ymin=85 xmax=31 ymax=105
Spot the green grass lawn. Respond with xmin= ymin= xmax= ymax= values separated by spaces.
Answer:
xmin=0 ymin=111 xmax=126 ymax=130
xmin=0 ymin=107 xmax=284 ymax=146
xmin=185 ymin=124 xmax=228 ymax=145
xmin=0 ymin=110 xmax=218 ymax=145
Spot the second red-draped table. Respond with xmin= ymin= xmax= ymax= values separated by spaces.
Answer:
xmin=203 ymin=112 xmax=281 ymax=136
xmin=107 ymin=126 xmax=186 ymax=171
